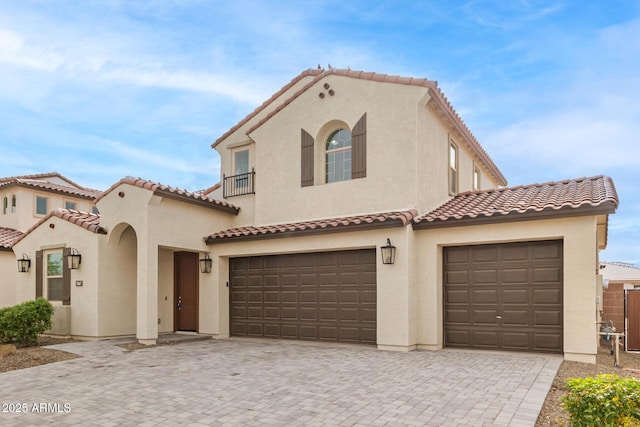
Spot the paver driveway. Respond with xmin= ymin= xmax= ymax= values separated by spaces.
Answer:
xmin=1 ymin=338 xmax=560 ymax=426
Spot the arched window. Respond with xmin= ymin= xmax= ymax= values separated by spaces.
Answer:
xmin=325 ymin=129 xmax=352 ymax=183
xmin=11 ymin=195 xmax=16 ymax=213
xmin=2 ymin=197 xmax=6 ymax=215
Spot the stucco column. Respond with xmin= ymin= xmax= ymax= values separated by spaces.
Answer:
xmin=136 ymin=240 xmax=159 ymax=345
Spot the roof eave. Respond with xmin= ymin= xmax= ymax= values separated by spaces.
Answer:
xmin=154 ymin=189 xmax=240 ymax=215
xmin=412 ymin=203 xmax=617 ymax=230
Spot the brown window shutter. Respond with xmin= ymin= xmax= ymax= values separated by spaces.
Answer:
xmin=352 ymin=113 xmax=367 ymax=179
xmin=35 ymin=250 xmax=43 ymax=299
xmin=301 ymin=129 xmax=315 ymax=187
xmin=62 ymin=247 xmax=71 ymax=306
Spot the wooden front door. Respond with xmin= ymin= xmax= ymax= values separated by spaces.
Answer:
xmin=626 ymin=290 xmax=640 ymax=351
xmin=174 ymin=252 xmax=199 ymax=332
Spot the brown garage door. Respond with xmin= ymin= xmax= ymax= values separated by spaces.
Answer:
xmin=230 ymin=249 xmax=377 ymax=344
xmin=444 ymin=240 xmax=563 ymax=354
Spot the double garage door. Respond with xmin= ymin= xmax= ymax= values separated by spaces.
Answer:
xmin=444 ymin=240 xmax=563 ymax=354
xmin=230 ymin=249 xmax=376 ymax=344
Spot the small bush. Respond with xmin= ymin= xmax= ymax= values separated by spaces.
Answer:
xmin=0 ymin=298 xmax=54 ymax=346
xmin=563 ymin=374 xmax=640 ymax=426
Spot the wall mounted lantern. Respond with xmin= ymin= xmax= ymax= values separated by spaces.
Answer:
xmin=17 ymin=254 xmax=31 ymax=273
xmin=200 ymin=254 xmax=212 ymax=274
xmin=380 ymin=238 xmax=396 ymax=265
xmin=67 ymin=248 xmax=82 ymax=270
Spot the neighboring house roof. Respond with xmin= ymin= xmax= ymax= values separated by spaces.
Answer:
xmin=0 ymin=227 xmax=23 ymax=251
xmin=0 ymin=175 xmax=101 ymax=200
xmin=205 ymin=209 xmax=418 ymax=244
xmin=212 ymin=67 xmax=507 ymax=186
xmin=11 ymin=209 xmax=107 ymax=248
xmin=198 ymin=182 xmax=221 ymax=196
xmin=94 ymin=177 xmax=240 ymax=215
xmin=601 ymin=262 xmax=640 ymax=282
xmin=413 ymin=175 xmax=618 ymax=229
xmin=0 ymin=172 xmax=90 ymax=189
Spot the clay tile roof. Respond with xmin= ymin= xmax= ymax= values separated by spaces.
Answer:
xmin=11 ymin=209 xmax=107 ymax=248
xmin=94 ymin=177 xmax=240 ymax=214
xmin=205 ymin=209 xmax=418 ymax=244
xmin=0 ymin=172 xmax=102 ymax=198
xmin=413 ymin=175 xmax=618 ymax=229
xmin=198 ymin=182 xmax=221 ymax=196
xmin=0 ymin=227 xmax=23 ymax=250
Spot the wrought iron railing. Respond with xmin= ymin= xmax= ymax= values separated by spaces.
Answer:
xmin=223 ymin=170 xmax=255 ymax=198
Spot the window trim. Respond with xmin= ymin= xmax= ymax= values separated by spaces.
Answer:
xmin=448 ymin=140 xmax=459 ymax=196
xmin=11 ymin=194 xmax=16 ymax=213
xmin=44 ymin=249 xmax=64 ymax=302
xmin=473 ymin=164 xmax=481 ymax=191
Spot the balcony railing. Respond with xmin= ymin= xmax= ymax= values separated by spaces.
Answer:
xmin=223 ymin=170 xmax=255 ymax=198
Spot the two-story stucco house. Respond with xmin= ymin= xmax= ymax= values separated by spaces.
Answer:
xmin=0 ymin=173 xmax=100 ymax=307
xmin=6 ymin=68 xmax=618 ymax=363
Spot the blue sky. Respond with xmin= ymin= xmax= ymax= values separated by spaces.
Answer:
xmin=0 ymin=1 xmax=638 ymax=264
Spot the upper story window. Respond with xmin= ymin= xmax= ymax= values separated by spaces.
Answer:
xmin=65 ymin=201 xmax=76 ymax=210
xmin=223 ymin=147 xmax=255 ymax=198
xmin=473 ymin=166 xmax=481 ymax=191
xmin=301 ymin=113 xmax=366 ymax=187
xmin=449 ymin=142 xmax=458 ymax=195
xmin=325 ymin=129 xmax=352 ymax=183
xmin=2 ymin=197 xmax=6 ymax=214
xmin=11 ymin=195 xmax=16 ymax=213
xmin=36 ymin=196 xmax=48 ymax=216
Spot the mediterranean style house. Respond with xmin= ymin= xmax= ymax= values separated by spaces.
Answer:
xmin=1 ymin=68 xmax=618 ymax=363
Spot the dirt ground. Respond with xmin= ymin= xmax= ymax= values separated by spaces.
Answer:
xmin=536 ymin=343 xmax=640 ymax=426
xmin=2 ymin=338 xmax=639 ymax=425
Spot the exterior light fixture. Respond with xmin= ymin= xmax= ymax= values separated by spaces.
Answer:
xmin=17 ymin=254 xmax=31 ymax=273
xmin=200 ymin=254 xmax=212 ymax=274
xmin=67 ymin=248 xmax=82 ymax=270
xmin=380 ymin=238 xmax=396 ymax=265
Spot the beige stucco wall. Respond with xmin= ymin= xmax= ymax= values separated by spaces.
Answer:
xmin=0 ymin=251 xmax=16 ymax=308
xmin=216 ymin=75 xmax=503 ymax=229
xmin=96 ymin=183 xmax=236 ymax=342
xmin=0 ymin=186 xmax=94 ymax=232
xmin=12 ymin=216 xmax=101 ymax=338
xmin=414 ymin=215 xmax=600 ymax=363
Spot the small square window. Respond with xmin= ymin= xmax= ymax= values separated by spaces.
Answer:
xmin=36 ymin=196 xmax=48 ymax=215
xmin=65 ymin=201 xmax=76 ymax=210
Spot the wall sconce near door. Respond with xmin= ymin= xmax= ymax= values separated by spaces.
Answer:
xmin=67 ymin=248 xmax=82 ymax=270
xmin=380 ymin=238 xmax=396 ymax=265
xmin=17 ymin=254 xmax=31 ymax=273
xmin=200 ymin=254 xmax=212 ymax=273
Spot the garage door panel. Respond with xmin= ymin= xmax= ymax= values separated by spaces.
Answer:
xmin=473 ymin=289 xmax=497 ymax=304
xmin=473 ymin=270 xmax=498 ymax=284
xmin=473 ymin=310 xmax=499 ymax=324
xmin=502 ymin=268 xmax=528 ymax=284
xmin=533 ymin=289 xmax=562 ymax=304
xmin=533 ymin=267 xmax=562 ymax=283
xmin=230 ymin=249 xmax=376 ymax=345
xmin=444 ymin=240 xmax=563 ymax=354
xmin=502 ymin=289 xmax=529 ymax=304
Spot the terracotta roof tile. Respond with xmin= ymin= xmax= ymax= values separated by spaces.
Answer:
xmin=10 ymin=209 xmax=107 ymax=248
xmin=0 ymin=227 xmax=23 ymax=250
xmin=198 ymin=182 xmax=221 ymax=196
xmin=206 ymin=209 xmax=418 ymax=244
xmin=0 ymin=178 xmax=101 ymax=199
xmin=94 ymin=177 xmax=240 ymax=214
xmin=413 ymin=176 xmax=618 ymax=228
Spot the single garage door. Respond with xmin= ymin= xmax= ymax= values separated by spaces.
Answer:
xmin=229 ymin=249 xmax=377 ymax=344
xmin=444 ymin=240 xmax=563 ymax=354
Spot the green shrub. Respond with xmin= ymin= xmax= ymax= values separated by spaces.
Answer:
xmin=563 ymin=374 xmax=640 ymax=426
xmin=0 ymin=298 xmax=54 ymax=346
